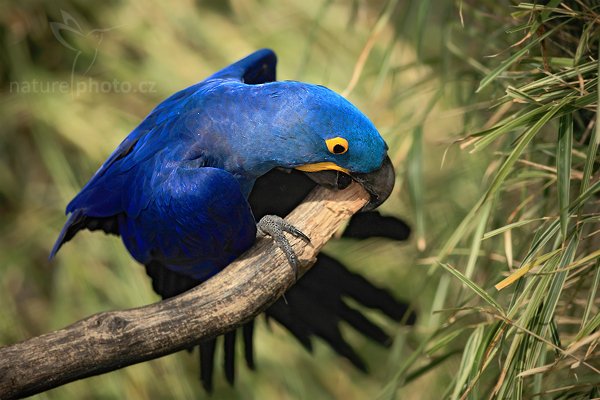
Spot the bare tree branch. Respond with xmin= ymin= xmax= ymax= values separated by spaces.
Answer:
xmin=0 ymin=183 xmax=369 ymax=400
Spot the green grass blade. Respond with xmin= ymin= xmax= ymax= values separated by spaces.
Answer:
xmin=581 ymin=52 xmax=600 ymax=191
xmin=576 ymin=312 xmax=600 ymax=341
xmin=451 ymin=325 xmax=484 ymax=400
xmin=581 ymin=261 xmax=600 ymax=329
xmin=465 ymin=201 xmax=491 ymax=280
xmin=471 ymin=105 xmax=549 ymax=150
xmin=408 ymin=125 xmax=426 ymax=251
xmin=476 ymin=20 xmax=569 ymax=93
xmin=378 ymin=331 xmax=437 ymax=400
xmin=483 ymin=218 xmax=548 ymax=240
xmin=557 ymin=113 xmax=573 ymax=240
xmin=483 ymin=97 xmax=570 ymax=202
xmin=439 ymin=263 xmax=504 ymax=316
xmin=404 ymin=350 xmax=461 ymax=385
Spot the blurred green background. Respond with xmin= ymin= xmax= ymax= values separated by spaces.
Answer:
xmin=1 ymin=1 xmax=598 ymax=399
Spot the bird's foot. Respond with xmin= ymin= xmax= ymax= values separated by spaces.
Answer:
xmin=257 ymin=215 xmax=310 ymax=279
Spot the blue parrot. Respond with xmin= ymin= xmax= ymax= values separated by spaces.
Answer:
xmin=50 ymin=48 xmax=394 ymax=279
xmin=50 ymin=49 xmax=411 ymax=390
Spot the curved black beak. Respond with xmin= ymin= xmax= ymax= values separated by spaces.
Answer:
xmin=305 ymin=156 xmax=395 ymax=211
xmin=351 ymin=156 xmax=395 ymax=210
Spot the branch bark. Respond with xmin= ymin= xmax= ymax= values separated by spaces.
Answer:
xmin=0 ymin=183 xmax=369 ymax=400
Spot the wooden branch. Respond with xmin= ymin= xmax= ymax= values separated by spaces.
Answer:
xmin=0 ymin=183 xmax=369 ymax=400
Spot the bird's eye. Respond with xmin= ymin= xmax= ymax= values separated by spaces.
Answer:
xmin=325 ymin=137 xmax=348 ymax=155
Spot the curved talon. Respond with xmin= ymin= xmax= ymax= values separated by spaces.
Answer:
xmin=257 ymin=215 xmax=310 ymax=279
xmin=279 ymin=220 xmax=310 ymax=243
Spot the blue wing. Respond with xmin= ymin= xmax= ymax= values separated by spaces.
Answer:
xmin=207 ymin=48 xmax=276 ymax=84
xmin=61 ymin=48 xmax=276 ymax=221
xmin=50 ymin=50 xmax=278 ymax=277
xmin=52 ymin=130 xmax=257 ymax=280
xmin=120 ymin=166 xmax=257 ymax=280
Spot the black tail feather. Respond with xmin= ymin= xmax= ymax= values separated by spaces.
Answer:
xmin=343 ymin=211 xmax=411 ymax=241
xmin=50 ymin=209 xmax=120 ymax=259
xmin=337 ymin=302 xmax=391 ymax=346
xmin=199 ymin=339 xmax=217 ymax=393
xmin=140 ymin=177 xmax=416 ymax=392
xmin=242 ymin=322 xmax=255 ymax=370
xmin=223 ymin=331 xmax=236 ymax=386
xmin=142 ymin=249 xmax=415 ymax=391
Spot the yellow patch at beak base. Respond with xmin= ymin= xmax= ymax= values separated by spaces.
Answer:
xmin=295 ymin=162 xmax=349 ymax=173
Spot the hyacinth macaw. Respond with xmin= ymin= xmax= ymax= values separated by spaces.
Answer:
xmin=50 ymin=49 xmax=414 ymax=390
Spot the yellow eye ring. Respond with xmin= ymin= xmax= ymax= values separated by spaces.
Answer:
xmin=325 ymin=137 xmax=348 ymax=155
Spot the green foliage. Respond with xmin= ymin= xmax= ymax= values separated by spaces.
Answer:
xmin=389 ymin=2 xmax=600 ymax=399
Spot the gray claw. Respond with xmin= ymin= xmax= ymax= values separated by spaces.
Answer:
xmin=257 ymin=215 xmax=310 ymax=279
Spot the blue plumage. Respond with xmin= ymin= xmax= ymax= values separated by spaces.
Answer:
xmin=51 ymin=49 xmax=390 ymax=281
